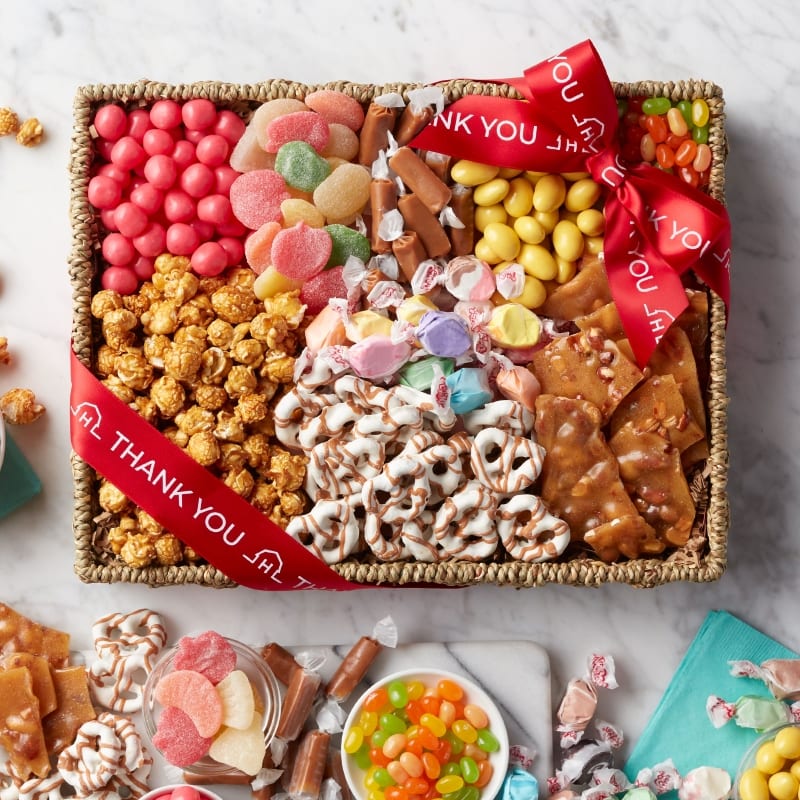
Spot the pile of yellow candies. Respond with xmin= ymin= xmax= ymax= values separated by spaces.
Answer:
xmin=739 ymin=726 xmax=800 ymax=800
xmin=450 ymin=160 xmax=605 ymax=311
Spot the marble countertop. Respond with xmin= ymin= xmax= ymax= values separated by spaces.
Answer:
xmin=1 ymin=0 xmax=799 ymax=780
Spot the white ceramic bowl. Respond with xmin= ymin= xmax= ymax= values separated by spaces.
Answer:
xmin=341 ymin=668 xmax=509 ymax=800
xmin=735 ymin=722 xmax=800 ymax=800
xmin=139 ymin=784 xmax=224 ymax=800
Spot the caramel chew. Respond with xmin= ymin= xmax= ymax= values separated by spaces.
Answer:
xmin=370 ymin=179 xmax=397 ymax=253
xmin=358 ymin=103 xmax=398 ymax=167
xmin=449 ymin=184 xmax=475 ymax=256
xmin=389 ymin=146 xmax=452 ymax=214
xmin=397 ymin=193 xmax=451 ymax=258
xmin=395 ymin=104 xmax=434 ymax=146
xmin=261 ymin=642 xmax=300 ymax=686
xmin=392 ymin=231 xmax=427 ymax=283
xmin=325 ymin=635 xmax=382 ymax=702
xmin=287 ymin=730 xmax=331 ymax=800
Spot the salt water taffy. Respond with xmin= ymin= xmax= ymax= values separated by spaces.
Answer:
xmin=706 ymin=694 xmax=800 ymax=730
xmin=415 ymin=310 xmax=472 ymax=358
xmin=730 ymin=658 xmax=800 ymax=701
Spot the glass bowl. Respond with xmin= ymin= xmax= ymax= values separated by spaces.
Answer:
xmin=341 ymin=668 xmax=509 ymax=800
xmin=142 ymin=637 xmax=281 ymax=777
xmin=735 ymin=722 xmax=800 ymax=800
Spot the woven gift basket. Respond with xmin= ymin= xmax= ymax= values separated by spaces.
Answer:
xmin=70 ymin=76 xmax=729 ymax=589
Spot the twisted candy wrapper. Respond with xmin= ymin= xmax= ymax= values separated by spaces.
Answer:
xmin=706 ymin=693 xmax=800 ymax=730
xmin=729 ymin=658 xmax=800 ymax=701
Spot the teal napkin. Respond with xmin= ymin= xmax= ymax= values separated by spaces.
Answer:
xmin=625 ymin=610 xmax=798 ymax=780
xmin=0 ymin=430 xmax=41 ymax=518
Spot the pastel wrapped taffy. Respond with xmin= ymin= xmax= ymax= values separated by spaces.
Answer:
xmin=557 ymin=678 xmax=599 ymax=737
xmin=399 ymin=356 xmax=455 ymax=392
xmin=678 ymin=766 xmax=732 ymax=800
xmin=729 ymin=658 xmax=800 ymax=701
xmin=325 ymin=615 xmax=397 ymax=702
xmin=499 ymin=766 xmax=539 ymax=800
xmin=446 ymin=368 xmax=492 ymax=415
xmin=444 ymin=255 xmax=496 ymax=302
xmin=495 ymin=364 xmax=542 ymax=412
xmin=706 ymin=693 xmax=800 ymax=730
xmin=348 ymin=335 xmax=412 ymax=380
xmin=415 ymin=311 xmax=471 ymax=358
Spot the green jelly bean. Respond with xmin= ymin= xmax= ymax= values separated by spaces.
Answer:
xmin=374 ymin=768 xmax=395 ymax=788
xmin=459 ymin=757 xmax=479 ymax=784
xmin=354 ymin=743 xmax=372 ymax=770
xmin=275 ymin=141 xmax=331 ymax=193
xmin=442 ymin=788 xmax=471 ymax=800
xmin=379 ymin=713 xmax=407 ymax=735
xmin=445 ymin=730 xmax=465 ymax=755
xmin=371 ymin=729 xmax=389 ymax=748
xmin=642 ymin=96 xmax=672 ymax=116
xmin=325 ymin=223 xmax=372 ymax=268
xmin=476 ymin=728 xmax=500 ymax=753
xmin=387 ymin=680 xmax=408 ymax=709
xmin=442 ymin=762 xmax=462 ymax=777
xmin=692 ymin=124 xmax=709 ymax=144
xmin=461 ymin=788 xmax=480 ymax=800
xmin=677 ymin=100 xmax=693 ymax=126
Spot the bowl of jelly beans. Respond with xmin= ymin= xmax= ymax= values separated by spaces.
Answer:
xmin=736 ymin=724 xmax=800 ymax=800
xmin=341 ymin=669 xmax=509 ymax=800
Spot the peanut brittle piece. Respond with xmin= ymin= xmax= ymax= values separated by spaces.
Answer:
xmin=539 ymin=255 xmax=612 ymax=320
xmin=609 ymin=374 xmax=704 ymax=454
xmin=534 ymin=394 xmax=661 ymax=561
xmin=0 ymin=603 xmax=70 ymax=668
xmin=609 ymin=422 xmax=696 ymax=548
xmin=0 ymin=653 xmax=57 ymax=717
xmin=574 ymin=301 xmax=625 ymax=341
xmin=530 ymin=328 xmax=644 ymax=423
xmin=0 ymin=666 xmax=50 ymax=779
xmin=677 ymin=289 xmax=710 ymax=372
xmin=42 ymin=665 xmax=96 ymax=755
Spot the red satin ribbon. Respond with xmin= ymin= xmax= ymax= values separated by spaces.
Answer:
xmin=70 ymin=350 xmax=360 ymax=591
xmin=410 ymin=40 xmax=731 ymax=366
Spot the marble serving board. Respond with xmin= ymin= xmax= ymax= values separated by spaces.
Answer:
xmin=86 ymin=639 xmax=552 ymax=794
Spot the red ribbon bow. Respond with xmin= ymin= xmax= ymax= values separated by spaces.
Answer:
xmin=410 ymin=39 xmax=731 ymax=366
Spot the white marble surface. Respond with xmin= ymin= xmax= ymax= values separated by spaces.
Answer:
xmin=1 ymin=0 xmax=799 ymax=780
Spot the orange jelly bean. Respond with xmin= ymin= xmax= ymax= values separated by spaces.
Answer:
xmin=678 ymin=165 xmax=700 ymax=188
xmin=463 ymin=743 xmax=488 ymax=762
xmin=385 ymin=787 xmax=409 ymax=800
xmin=666 ymin=107 xmax=689 ymax=136
xmin=666 ymin=132 xmax=688 ymax=150
xmin=655 ymin=144 xmax=675 ymax=169
xmin=404 ymin=778 xmax=430 ymax=796
xmin=383 ymin=733 xmax=408 ymax=760
xmin=693 ymin=143 xmax=712 ymax=172
xmin=387 ymin=761 xmax=410 ymax=786
xmin=639 ymin=133 xmax=656 ymax=162
xmin=370 ymin=748 xmax=391 ymax=767
xmin=366 ymin=688 xmax=390 ymax=712
xmin=420 ymin=696 xmax=441 ymax=716
xmin=422 ymin=752 xmax=441 ymax=780
xmin=438 ymin=701 xmax=456 ymax=727
xmin=474 ymin=761 xmax=494 ymax=788
xmin=435 ymin=739 xmax=452 ymax=764
xmin=674 ymin=140 xmax=698 ymax=167
xmin=644 ymin=114 xmax=667 ymax=143
xmin=436 ymin=680 xmax=464 ymax=702
xmin=405 ymin=738 xmax=424 ymax=757
xmin=406 ymin=700 xmax=424 ymax=724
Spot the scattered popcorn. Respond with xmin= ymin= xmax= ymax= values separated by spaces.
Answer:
xmin=15 ymin=116 xmax=43 ymax=147
xmin=0 ymin=107 xmax=19 ymax=136
xmin=0 ymin=387 xmax=45 ymax=425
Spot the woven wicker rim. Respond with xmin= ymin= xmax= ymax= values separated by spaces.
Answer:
xmin=69 ymin=78 xmax=729 ymax=589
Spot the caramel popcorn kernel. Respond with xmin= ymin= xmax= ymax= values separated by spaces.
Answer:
xmin=175 ymin=405 xmax=215 ymax=436
xmin=186 ymin=430 xmax=220 ymax=466
xmin=279 ymin=490 xmax=306 ymax=518
xmin=214 ymin=409 xmax=245 ymax=443
xmin=193 ymin=383 xmax=228 ymax=411
xmin=135 ymin=508 xmax=163 ymax=535
xmin=223 ymin=467 xmax=255 ymax=498
xmin=173 ymin=324 xmax=207 ymax=349
xmin=162 ymin=426 xmax=189 ymax=448
xmin=131 ymin=395 xmax=158 ymax=424
xmin=231 ymin=338 xmax=265 ymax=367
xmin=0 ymin=107 xmax=20 ymax=136
xmin=0 ymin=337 xmax=10 ymax=366
xmin=226 ymin=267 xmax=256 ymax=290
xmin=98 ymin=480 xmax=130 ymax=515
xmin=101 ymin=375 xmax=135 ymax=404
xmin=154 ymin=533 xmax=183 ymax=566
xmin=141 ymin=300 xmax=180 ymax=335
xmin=107 ymin=526 xmax=129 ymax=556
xmin=211 ymin=285 xmax=259 ymax=324
xmin=16 ymin=117 xmax=43 ymax=147
xmin=251 ymin=481 xmax=279 ymax=512
xmin=120 ymin=533 xmax=156 ymax=568
xmin=116 ymin=351 xmax=154 ymax=391
xmin=264 ymin=291 xmax=306 ymax=329
xmin=154 ymin=253 xmax=191 ymax=275
xmin=150 ymin=375 xmax=186 ymax=418
xmin=143 ymin=334 xmax=171 ymax=368
xmin=224 ymin=365 xmax=257 ymax=398
xmin=262 ymin=352 xmax=295 ymax=384
xmin=236 ymin=392 xmax=268 ymax=425
xmin=163 ymin=342 xmax=202 ymax=383
xmin=199 ymin=347 xmax=230 ymax=385
xmin=218 ymin=443 xmax=247 ymax=472
xmin=266 ymin=448 xmax=307 ymax=492
xmin=207 ymin=319 xmax=235 ymax=349
xmin=90 ymin=289 xmax=123 ymax=319
xmin=102 ymin=307 xmax=138 ymax=351
xmin=178 ymin=294 xmax=215 ymax=328
xmin=243 ymin=433 xmax=271 ymax=470
xmin=95 ymin=344 xmax=118 ymax=376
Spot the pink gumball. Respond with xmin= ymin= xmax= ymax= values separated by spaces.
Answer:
xmin=133 ymin=222 xmax=167 ymax=257
xmin=190 ymin=241 xmax=228 ymax=276
xmin=88 ymin=175 xmax=123 ymax=210
xmin=142 ymin=128 xmax=175 ymax=156
xmin=93 ymin=105 xmax=128 ymax=141
xmin=213 ymin=111 xmax=246 ymax=145
xmin=114 ymin=202 xmax=149 ymax=237
xmin=129 ymin=183 xmax=163 ymax=216
xmin=144 ymin=154 xmax=178 ymax=191
xmin=149 ymin=99 xmax=183 ymax=130
xmin=126 ymin=109 xmax=153 ymax=141
xmin=96 ymin=163 xmax=130 ymax=187
xmin=215 ymin=218 xmax=246 ymax=238
xmin=132 ymin=256 xmax=155 ymax=279
xmin=214 ymin=165 xmax=239 ymax=195
xmin=190 ymin=219 xmax=215 ymax=242
xmin=196 ymin=194 xmax=232 ymax=226
xmin=217 ymin=236 xmax=245 ymax=267
xmin=184 ymin=128 xmax=206 ymax=145
xmin=171 ymin=786 xmax=202 ymax=800
xmin=166 ymin=223 xmax=200 ymax=256
xmin=172 ymin=140 xmax=197 ymax=171
xmin=195 ymin=134 xmax=229 ymax=167
xmin=180 ymin=163 xmax=215 ymax=198
xmin=110 ymin=136 xmax=146 ymax=170
xmin=182 ymin=99 xmax=217 ymax=131
xmin=94 ymin=138 xmax=116 ymax=161
xmin=100 ymin=208 xmax=119 ymax=232
xmin=101 ymin=266 xmax=138 ymax=295
xmin=163 ymin=190 xmax=196 ymax=223
xmin=102 ymin=233 xmax=135 ymax=266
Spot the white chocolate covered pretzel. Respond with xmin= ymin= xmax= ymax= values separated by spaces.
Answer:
xmin=470 ymin=428 xmax=544 ymax=494
xmin=286 ymin=499 xmax=362 ymax=564
xmin=497 ymin=494 xmax=571 ymax=562
xmin=434 ymin=480 xmax=499 ymax=560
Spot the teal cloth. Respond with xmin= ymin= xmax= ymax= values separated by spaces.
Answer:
xmin=0 ymin=431 xmax=41 ymax=518
xmin=624 ymin=610 xmax=798 ymax=781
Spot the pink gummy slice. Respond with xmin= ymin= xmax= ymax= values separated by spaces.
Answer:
xmin=152 ymin=705 xmax=213 ymax=767
xmin=271 ymin=221 xmax=332 ymax=282
xmin=229 ymin=169 xmax=289 ymax=230
xmin=304 ymin=90 xmax=365 ymax=132
xmin=155 ymin=670 xmax=223 ymax=737
xmin=300 ymin=265 xmax=347 ymax=315
xmin=173 ymin=630 xmax=237 ymax=684
xmin=264 ymin=111 xmax=330 ymax=154
xmin=245 ymin=221 xmax=282 ymax=275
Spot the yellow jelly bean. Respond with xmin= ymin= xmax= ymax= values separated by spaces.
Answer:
xmin=406 ymin=680 xmax=425 ymax=701
xmin=561 ymin=171 xmax=590 ymax=181
xmin=253 ymin=265 xmax=303 ymax=300
xmin=738 ymin=768 xmax=770 ymax=800
xmin=524 ymin=170 xmax=547 ymax=182
xmin=367 ymin=790 xmax=385 ymax=800
xmin=280 ymin=198 xmax=326 ymax=228
xmin=483 ymin=222 xmax=520 ymax=261
xmin=344 ymin=725 xmax=364 ymax=754
xmin=555 ymin=255 xmax=577 ymax=284
xmin=359 ymin=710 xmax=379 ymax=736
xmin=789 ymin=760 xmax=800 ymax=782
xmin=475 ymin=204 xmax=507 ymax=232
xmin=757 ymin=741 xmax=786 ymax=774
xmin=564 ymin=177 xmax=602 ymax=212
xmin=691 ymin=98 xmax=710 ymax=128
xmin=516 ymin=275 xmax=547 ymax=309
xmin=497 ymin=167 xmax=522 ymax=179
xmin=486 ymin=303 xmax=541 ymax=348
xmin=517 ymin=243 xmax=558 ymax=281
xmin=474 ymin=237 xmax=502 ymax=265
xmin=365 ymin=766 xmax=382 ymax=791
xmin=502 ymin=177 xmax=534 ymax=218
xmin=769 ymin=772 xmax=799 ymax=800
xmin=775 ymin=728 xmax=800 ymax=760
xmin=420 ymin=713 xmax=447 ymax=738
xmin=436 ymin=776 xmax=465 ymax=795
xmin=552 ymin=220 xmax=584 ymax=262
xmin=451 ymin=160 xmax=500 ymax=186
xmin=474 ymin=178 xmax=510 ymax=206
xmin=584 ymin=235 xmax=604 ymax=256
xmin=451 ymin=719 xmax=478 ymax=744
xmin=533 ymin=209 xmax=559 ymax=234
xmin=532 ymin=174 xmax=566 ymax=213
xmin=576 ymin=208 xmax=605 ymax=237
xmin=513 ymin=215 xmax=546 ymax=245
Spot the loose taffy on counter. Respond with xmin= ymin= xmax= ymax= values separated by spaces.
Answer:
xmin=69 ymin=41 xmax=730 ymax=588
